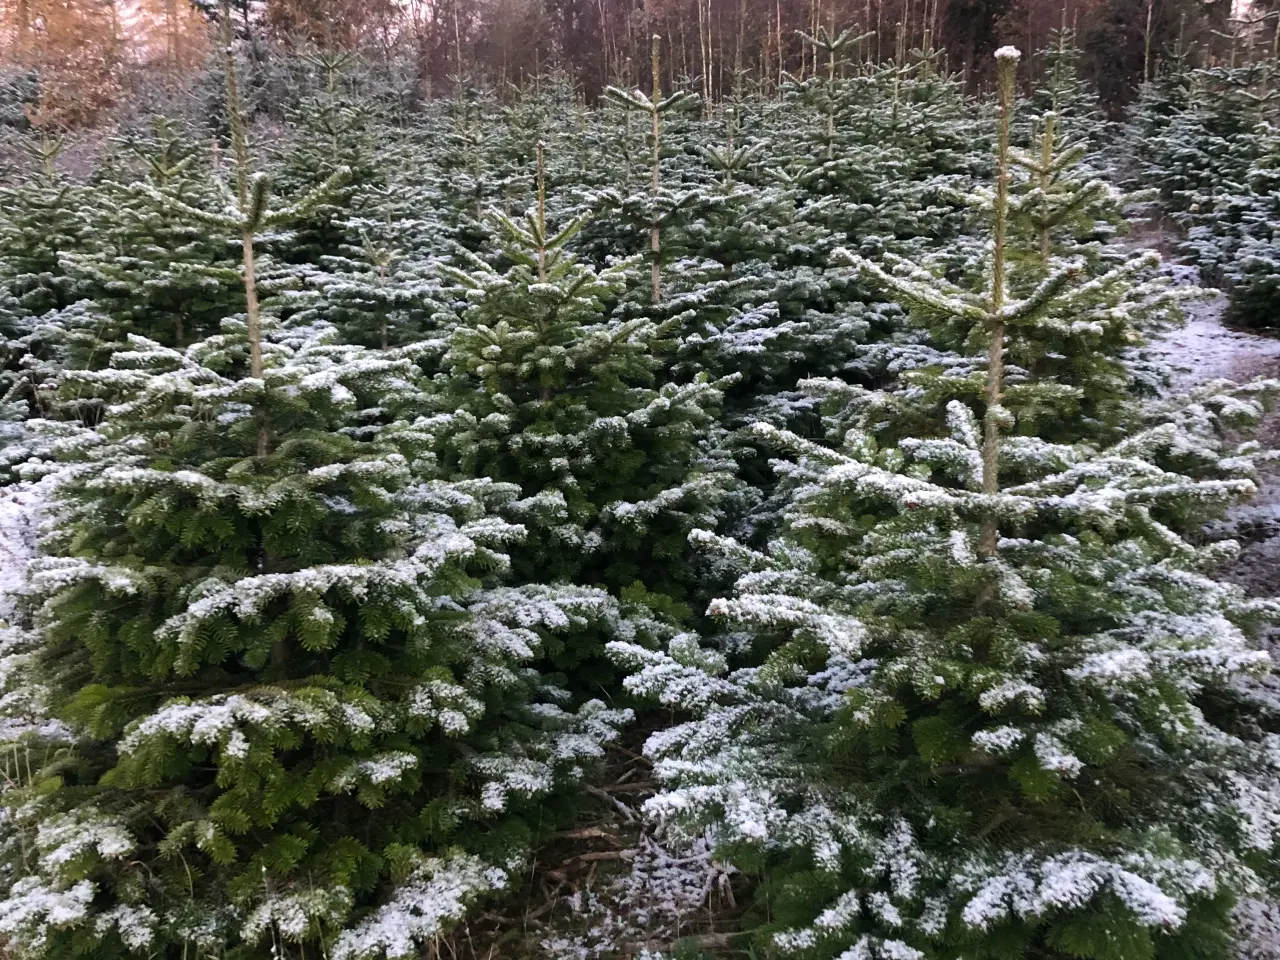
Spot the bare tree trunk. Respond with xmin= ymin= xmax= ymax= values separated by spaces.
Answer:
xmin=716 ymin=2 xmax=724 ymax=98
xmin=708 ymin=0 xmax=717 ymax=102
xmin=698 ymin=0 xmax=709 ymax=101
xmin=777 ymin=0 xmax=784 ymax=85
xmin=16 ymin=0 xmax=29 ymax=53
xmin=454 ymin=0 xmax=463 ymax=76
xmin=679 ymin=11 xmax=689 ymax=84
xmin=1143 ymin=0 xmax=1155 ymax=84
xmin=597 ymin=0 xmax=610 ymax=80
xmin=165 ymin=0 xmax=178 ymax=78
xmin=735 ymin=0 xmax=745 ymax=89
xmin=808 ymin=0 xmax=817 ymax=74
xmin=876 ymin=0 xmax=883 ymax=61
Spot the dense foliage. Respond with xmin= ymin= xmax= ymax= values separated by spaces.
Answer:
xmin=0 ymin=24 xmax=1278 ymax=960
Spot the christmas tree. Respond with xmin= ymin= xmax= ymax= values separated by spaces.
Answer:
xmin=614 ymin=48 xmax=1280 ymax=960
xmin=419 ymin=157 xmax=736 ymax=625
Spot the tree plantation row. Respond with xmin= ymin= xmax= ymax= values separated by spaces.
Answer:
xmin=1 ymin=19 xmax=1279 ymax=960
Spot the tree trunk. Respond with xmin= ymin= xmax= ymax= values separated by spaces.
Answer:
xmin=777 ymin=0 xmax=784 ymax=85
xmin=16 ymin=0 xmax=29 ymax=52
xmin=165 ymin=0 xmax=179 ymax=78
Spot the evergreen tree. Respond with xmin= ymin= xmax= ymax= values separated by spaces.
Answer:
xmin=60 ymin=118 xmax=243 ymax=351
xmin=1 ymin=26 xmax=1278 ymax=960
xmin=266 ymin=52 xmax=389 ymax=265
xmin=304 ymin=225 xmax=450 ymax=351
xmin=417 ymin=180 xmax=735 ymax=663
xmin=0 ymin=28 xmax=636 ymax=958
xmin=0 ymin=322 xmax=630 ymax=959
xmin=1181 ymin=119 xmax=1280 ymax=328
xmin=0 ymin=134 xmax=92 ymax=420
xmin=613 ymin=47 xmax=1280 ymax=960
xmin=0 ymin=135 xmax=89 ymax=322
xmin=1028 ymin=21 xmax=1112 ymax=149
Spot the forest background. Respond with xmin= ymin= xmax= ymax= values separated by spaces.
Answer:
xmin=0 ymin=0 xmax=1273 ymax=131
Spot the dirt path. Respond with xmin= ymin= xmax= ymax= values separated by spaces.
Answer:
xmin=1149 ymin=269 xmax=1280 ymax=392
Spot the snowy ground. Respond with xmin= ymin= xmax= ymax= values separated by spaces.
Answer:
xmin=1148 ymin=270 xmax=1280 ymax=392
xmin=1147 ymin=260 xmax=1280 ymax=588
xmin=1145 ymin=260 xmax=1280 ymax=960
xmin=0 ymin=484 xmax=40 ymax=621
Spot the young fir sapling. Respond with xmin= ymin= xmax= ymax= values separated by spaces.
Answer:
xmin=612 ymin=48 xmax=1280 ymax=960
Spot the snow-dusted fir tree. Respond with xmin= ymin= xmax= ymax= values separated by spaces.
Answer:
xmin=1136 ymin=63 xmax=1268 ymax=220
xmin=418 ymin=151 xmax=735 ymax=631
xmin=429 ymin=79 xmax=509 ymax=251
xmin=776 ymin=50 xmax=981 ymax=256
xmin=1181 ymin=118 xmax=1280 ymax=329
xmin=1121 ymin=36 xmax=1194 ymax=193
xmin=60 ymin=118 xmax=243 ymax=350
xmin=871 ymin=94 xmax=1181 ymax=449
xmin=603 ymin=35 xmax=701 ymax=304
xmin=0 ymin=135 xmax=89 ymax=322
xmin=1006 ymin=110 xmax=1124 ymax=270
xmin=0 ymin=24 xmax=635 ymax=957
xmin=0 ymin=321 xmax=630 ymax=959
xmin=302 ymin=224 xmax=450 ymax=350
xmin=0 ymin=135 xmax=91 ymax=420
xmin=614 ymin=48 xmax=1280 ymax=960
xmin=266 ymin=52 xmax=389 ymax=265
xmin=1027 ymin=20 xmax=1111 ymax=148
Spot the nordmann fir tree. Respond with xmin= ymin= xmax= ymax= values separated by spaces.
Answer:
xmin=431 ymin=79 xmax=505 ymax=253
xmin=1180 ymin=116 xmax=1280 ymax=329
xmin=0 ymin=328 xmax=565 ymax=954
xmin=0 ymin=19 xmax=631 ymax=960
xmin=670 ymin=101 xmax=843 ymax=415
xmin=1008 ymin=111 xmax=1119 ymax=267
xmin=305 ymin=225 xmax=448 ymax=351
xmin=1026 ymin=20 xmax=1111 ymax=150
xmin=0 ymin=134 xmax=89 ymax=324
xmin=0 ymin=325 xmax=631 ymax=959
xmin=0 ymin=134 xmax=92 ymax=420
xmin=864 ymin=85 xmax=1173 ymax=456
xmin=612 ymin=48 xmax=1280 ymax=960
xmin=267 ymin=51 xmax=387 ymax=266
xmin=0 ymin=120 xmax=230 ymax=443
xmin=604 ymin=35 xmax=699 ymax=304
xmin=59 ymin=118 xmax=244 ymax=352
xmin=417 ymin=143 xmax=735 ymax=675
